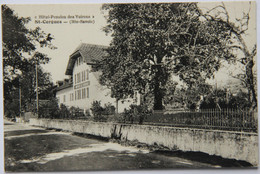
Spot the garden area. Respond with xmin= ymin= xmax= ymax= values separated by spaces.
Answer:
xmin=36 ymin=100 xmax=258 ymax=133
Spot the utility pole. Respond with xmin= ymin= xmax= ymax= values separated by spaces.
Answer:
xmin=19 ymin=80 xmax=22 ymax=117
xmin=36 ymin=62 xmax=39 ymax=116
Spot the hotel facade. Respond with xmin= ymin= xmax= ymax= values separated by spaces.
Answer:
xmin=55 ymin=43 xmax=140 ymax=113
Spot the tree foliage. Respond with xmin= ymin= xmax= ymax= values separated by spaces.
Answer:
xmin=95 ymin=3 xmax=234 ymax=110
xmin=2 ymin=5 xmax=55 ymax=82
xmin=200 ymin=89 xmax=251 ymax=109
xmin=198 ymin=2 xmax=257 ymax=110
xmin=2 ymin=5 xmax=56 ymax=115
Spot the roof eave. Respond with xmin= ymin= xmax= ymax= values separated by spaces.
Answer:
xmin=65 ymin=51 xmax=81 ymax=75
xmin=55 ymin=82 xmax=73 ymax=92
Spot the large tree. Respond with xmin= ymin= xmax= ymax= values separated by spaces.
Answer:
xmin=2 ymin=5 xmax=54 ymax=81
xmin=198 ymin=2 xmax=257 ymax=110
xmin=95 ymin=3 xmax=234 ymax=110
xmin=2 ymin=5 xmax=56 ymax=114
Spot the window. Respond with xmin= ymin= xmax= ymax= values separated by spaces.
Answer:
xmin=86 ymin=69 xmax=89 ymax=80
xmin=77 ymin=73 xmax=80 ymax=83
xmin=78 ymin=57 xmax=83 ymax=65
xmin=70 ymin=93 xmax=74 ymax=101
xmin=57 ymin=97 xmax=60 ymax=103
xmin=82 ymin=71 xmax=85 ymax=81
xmin=87 ymin=87 xmax=89 ymax=98
xmin=81 ymin=71 xmax=84 ymax=82
xmin=63 ymin=95 xmax=66 ymax=102
xmin=77 ymin=90 xmax=81 ymax=100
xmin=75 ymin=91 xmax=77 ymax=100
xmin=74 ymin=74 xmax=76 ymax=84
xmin=82 ymin=88 xmax=86 ymax=99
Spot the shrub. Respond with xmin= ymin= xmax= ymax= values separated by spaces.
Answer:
xmin=107 ymin=113 xmax=125 ymax=123
xmin=38 ymin=98 xmax=60 ymax=119
xmin=123 ymin=104 xmax=152 ymax=124
xmin=103 ymin=102 xmax=116 ymax=115
xmin=90 ymin=101 xmax=106 ymax=121
xmin=85 ymin=109 xmax=91 ymax=116
xmin=4 ymin=100 xmax=20 ymax=118
xmin=90 ymin=101 xmax=103 ymax=116
xmin=69 ymin=106 xmax=85 ymax=118
xmin=90 ymin=101 xmax=117 ymax=121
xmin=59 ymin=104 xmax=70 ymax=119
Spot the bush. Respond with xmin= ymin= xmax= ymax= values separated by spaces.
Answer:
xmin=90 ymin=101 xmax=117 ymax=121
xmin=90 ymin=101 xmax=103 ymax=116
xmin=107 ymin=113 xmax=125 ymax=122
xmin=59 ymin=104 xmax=71 ymax=119
xmin=38 ymin=98 xmax=60 ymax=119
xmin=90 ymin=101 xmax=106 ymax=121
xmin=123 ymin=104 xmax=152 ymax=124
xmin=200 ymin=89 xmax=252 ymax=109
xmin=85 ymin=109 xmax=91 ymax=116
xmin=103 ymin=102 xmax=116 ymax=115
xmin=4 ymin=100 xmax=20 ymax=118
xmin=69 ymin=106 xmax=85 ymax=118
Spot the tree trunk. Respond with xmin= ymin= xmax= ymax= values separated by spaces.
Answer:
xmin=153 ymin=64 xmax=163 ymax=110
xmin=246 ymin=59 xmax=257 ymax=110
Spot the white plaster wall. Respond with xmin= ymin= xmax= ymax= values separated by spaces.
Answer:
xmin=57 ymin=58 xmax=140 ymax=113
xmin=30 ymin=118 xmax=259 ymax=166
xmin=56 ymin=86 xmax=73 ymax=107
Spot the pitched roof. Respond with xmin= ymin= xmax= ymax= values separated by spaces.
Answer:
xmin=55 ymin=82 xmax=73 ymax=91
xmin=65 ymin=43 xmax=108 ymax=75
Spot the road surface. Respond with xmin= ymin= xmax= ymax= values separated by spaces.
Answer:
xmin=4 ymin=120 xmax=223 ymax=172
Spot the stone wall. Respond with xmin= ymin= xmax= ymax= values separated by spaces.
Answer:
xmin=29 ymin=118 xmax=259 ymax=166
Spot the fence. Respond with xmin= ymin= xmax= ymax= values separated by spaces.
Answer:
xmin=144 ymin=108 xmax=258 ymax=133
xmin=38 ymin=107 xmax=257 ymax=133
xmin=38 ymin=107 xmax=88 ymax=120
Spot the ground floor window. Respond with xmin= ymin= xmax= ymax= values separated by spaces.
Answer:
xmin=77 ymin=90 xmax=81 ymax=100
xmin=82 ymin=88 xmax=86 ymax=99
xmin=81 ymin=87 xmax=89 ymax=99
xmin=71 ymin=88 xmax=90 ymax=101
xmin=70 ymin=93 xmax=74 ymax=101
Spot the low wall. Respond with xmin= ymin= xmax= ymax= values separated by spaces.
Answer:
xmin=29 ymin=118 xmax=259 ymax=166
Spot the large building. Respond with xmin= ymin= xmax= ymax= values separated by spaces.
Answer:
xmin=55 ymin=43 xmax=140 ymax=113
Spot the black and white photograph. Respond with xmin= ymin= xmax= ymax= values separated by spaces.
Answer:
xmin=1 ymin=0 xmax=259 ymax=172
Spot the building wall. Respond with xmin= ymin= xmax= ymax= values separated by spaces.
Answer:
xmin=56 ymin=86 xmax=73 ymax=107
xmin=57 ymin=55 xmax=140 ymax=113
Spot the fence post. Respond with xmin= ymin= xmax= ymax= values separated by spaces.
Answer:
xmin=231 ymin=108 xmax=234 ymax=131
xmin=211 ymin=108 xmax=213 ymax=129
xmin=242 ymin=109 xmax=244 ymax=132
xmin=227 ymin=108 xmax=229 ymax=130
xmin=208 ymin=109 xmax=212 ymax=129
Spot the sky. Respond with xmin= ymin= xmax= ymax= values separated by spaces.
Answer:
xmin=8 ymin=4 xmax=112 ymax=83
xmin=6 ymin=1 xmax=257 ymax=87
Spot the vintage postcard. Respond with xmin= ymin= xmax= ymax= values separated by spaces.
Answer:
xmin=1 ymin=1 xmax=258 ymax=172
